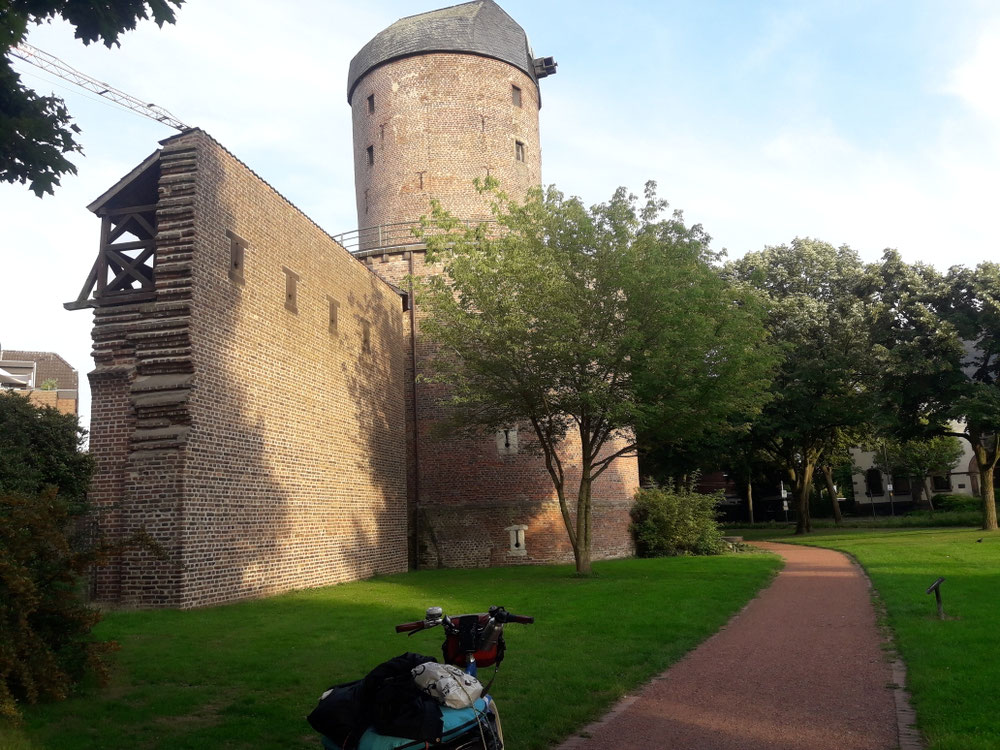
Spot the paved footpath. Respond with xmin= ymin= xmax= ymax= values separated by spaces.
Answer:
xmin=557 ymin=542 xmax=914 ymax=750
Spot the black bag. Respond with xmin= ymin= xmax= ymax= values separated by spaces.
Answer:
xmin=306 ymin=679 xmax=366 ymax=748
xmin=364 ymin=653 xmax=442 ymax=741
xmin=308 ymin=653 xmax=442 ymax=748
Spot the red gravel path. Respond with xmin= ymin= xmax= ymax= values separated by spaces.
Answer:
xmin=557 ymin=542 xmax=901 ymax=750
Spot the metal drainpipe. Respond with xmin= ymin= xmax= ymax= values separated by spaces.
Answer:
xmin=408 ymin=249 xmax=421 ymax=570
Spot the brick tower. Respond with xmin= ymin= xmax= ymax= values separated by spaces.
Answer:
xmin=340 ymin=0 xmax=638 ymax=568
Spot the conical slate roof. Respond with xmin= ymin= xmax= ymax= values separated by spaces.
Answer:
xmin=347 ymin=0 xmax=540 ymax=104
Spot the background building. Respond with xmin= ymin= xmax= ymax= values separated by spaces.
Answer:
xmin=850 ymin=429 xmax=979 ymax=512
xmin=0 ymin=348 xmax=78 ymax=414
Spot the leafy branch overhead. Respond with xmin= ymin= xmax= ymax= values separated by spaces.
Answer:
xmin=0 ymin=0 xmax=183 ymax=196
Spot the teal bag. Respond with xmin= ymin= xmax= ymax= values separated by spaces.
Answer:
xmin=322 ymin=699 xmax=490 ymax=750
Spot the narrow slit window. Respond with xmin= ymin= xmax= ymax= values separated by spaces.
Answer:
xmin=515 ymin=140 xmax=525 ymax=162
xmin=283 ymin=267 xmax=299 ymax=313
xmin=511 ymin=84 xmax=522 ymax=107
xmin=367 ymin=94 xmax=375 ymax=114
xmin=226 ymin=229 xmax=247 ymax=284
xmin=328 ymin=296 xmax=339 ymax=334
xmin=367 ymin=145 xmax=374 ymax=166
xmin=361 ymin=319 xmax=372 ymax=353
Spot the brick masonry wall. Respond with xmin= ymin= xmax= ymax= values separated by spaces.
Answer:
xmin=178 ymin=131 xmax=409 ymax=607
xmin=352 ymin=53 xmax=542 ymax=233
xmin=26 ymin=389 xmax=77 ymax=414
xmin=87 ymin=351 xmax=136 ymax=603
xmin=86 ymin=130 xmax=410 ymax=608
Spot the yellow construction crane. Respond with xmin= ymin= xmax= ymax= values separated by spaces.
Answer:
xmin=11 ymin=42 xmax=188 ymax=131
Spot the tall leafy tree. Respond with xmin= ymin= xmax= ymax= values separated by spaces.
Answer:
xmin=728 ymin=238 xmax=872 ymax=534
xmin=416 ymin=182 xmax=775 ymax=573
xmin=940 ymin=264 xmax=1000 ymax=528
xmin=1 ymin=0 xmax=183 ymax=196
xmin=867 ymin=253 xmax=1000 ymax=530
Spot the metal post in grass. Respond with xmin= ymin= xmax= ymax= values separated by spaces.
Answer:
xmin=926 ymin=577 xmax=946 ymax=620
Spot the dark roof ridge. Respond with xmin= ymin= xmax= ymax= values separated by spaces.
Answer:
xmin=347 ymin=0 xmax=540 ymax=105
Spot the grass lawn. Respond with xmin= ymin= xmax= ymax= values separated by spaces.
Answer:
xmin=734 ymin=524 xmax=1000 ymax=750
xmin=1 ymin=554 xmax=780 ymax=750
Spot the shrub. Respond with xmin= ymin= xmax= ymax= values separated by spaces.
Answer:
xmin=933 ymin=494 xmax=980 ymax=513
xmin=630 ymin=483 xmax=725 ymax=557
xmin=0 ymin=489 xmax=115 ymax=721
xmin=0 ymin=391 xmax=92 ymax=503
xmin=0 ymin=392 xmax=105 ymax=721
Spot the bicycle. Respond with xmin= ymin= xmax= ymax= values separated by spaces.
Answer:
xmin=310 ymin=605 xmax=533 ymax=750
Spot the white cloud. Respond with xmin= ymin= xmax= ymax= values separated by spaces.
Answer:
xmin=946 ymin=18 xmax=1000 ymax=127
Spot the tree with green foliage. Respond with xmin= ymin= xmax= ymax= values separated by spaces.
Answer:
xmin=867 ymin=253 xmax=1000 ymax=530
xmin=416 ymin=181 xmax=775 ymax=573
xmin=873 ymin=435 xmax=964 ymax=511
xmin=939 ymin=264 xmax=1000 ymax=530
xmin=1 ymin=0 xmax=183 ymax=196
xmin=0 ymin=391 xmax=98 ymax=719
xmin=727 ymin=238 xmax=873 ymax=534
xmin=0 ymin=390 xmax=92 ymax=502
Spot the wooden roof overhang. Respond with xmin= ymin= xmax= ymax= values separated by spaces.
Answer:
xmin=65 ymin=151 xmax=161 ymax=310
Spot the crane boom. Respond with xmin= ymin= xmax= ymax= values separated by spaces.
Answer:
xmin=11 ymin=42 xmax=188 ymax=131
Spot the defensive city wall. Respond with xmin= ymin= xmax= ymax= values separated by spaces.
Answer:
xmin=71 ymin=1 xmax=639 ymax=608
xmin=83 ymin=131 xmax=408 ymax=608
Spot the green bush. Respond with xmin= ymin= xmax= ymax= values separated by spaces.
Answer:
xmin=630 ymin=483 xmax=725 ymax=557
xmin=933 ymin=493 xmax=980 ymax=513
xmin=0 ymin=392 xmax=105 ymax=721
xmin=0 ymin=489 xmax=115 ymax=721
xmin=0 ymin=392 xmax=92 ymax=504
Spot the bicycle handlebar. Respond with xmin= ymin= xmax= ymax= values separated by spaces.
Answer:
xmin=395 ymin=607 xmax=534 ymax=634
xmin=502 ymin=613 xmax=534 ymax=624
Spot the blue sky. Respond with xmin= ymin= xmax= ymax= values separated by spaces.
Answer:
xmin=2 ymin=0 xmax=998 ymax=428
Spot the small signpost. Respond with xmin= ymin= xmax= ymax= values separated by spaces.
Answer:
xmin=780 ymin=482 xmax=789 ymax=521
xmin=926 ymin=577 xmax=946 ymax=620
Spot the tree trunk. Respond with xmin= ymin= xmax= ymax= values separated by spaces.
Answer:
xmin=821 ymin=464 xmax=842 ymax=525
xmin=793 ymin=463 xmax=815 ymax=534
xmin=922 ymin=477 xmax=935 ymax=512
xmin=746 ymin=477 xmax=755 ymax=525
xmin=981 ymin=464 xmax=997 ymax=531
xmin=970 ymin=429 xmax=999 ymax=532
xmin=574 ymin=471 xmax=594 ymax=574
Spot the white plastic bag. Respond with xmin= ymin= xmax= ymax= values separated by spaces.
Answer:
xmin=411 ymin=662 xmax=484 ymax=709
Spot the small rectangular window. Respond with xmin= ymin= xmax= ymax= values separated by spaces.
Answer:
xmin=367 ymin=94 xmax=375 ymax=114
xmin=511 ymin=85 xmax=522 ymax=107
xmin=226 ymin=229 xmax=247 ymax=284
xmin=283 ymin=267 xmax=299 ymax=313
xmin=367 ymin=145 xmax=374 ymax=166
xmin=327 ymin=296 xmax=339 ymax=334
xmin=362 ymin=319 xmax=371 ymax=353
xmin=515 ymin=140 xmax=525 ymax=162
